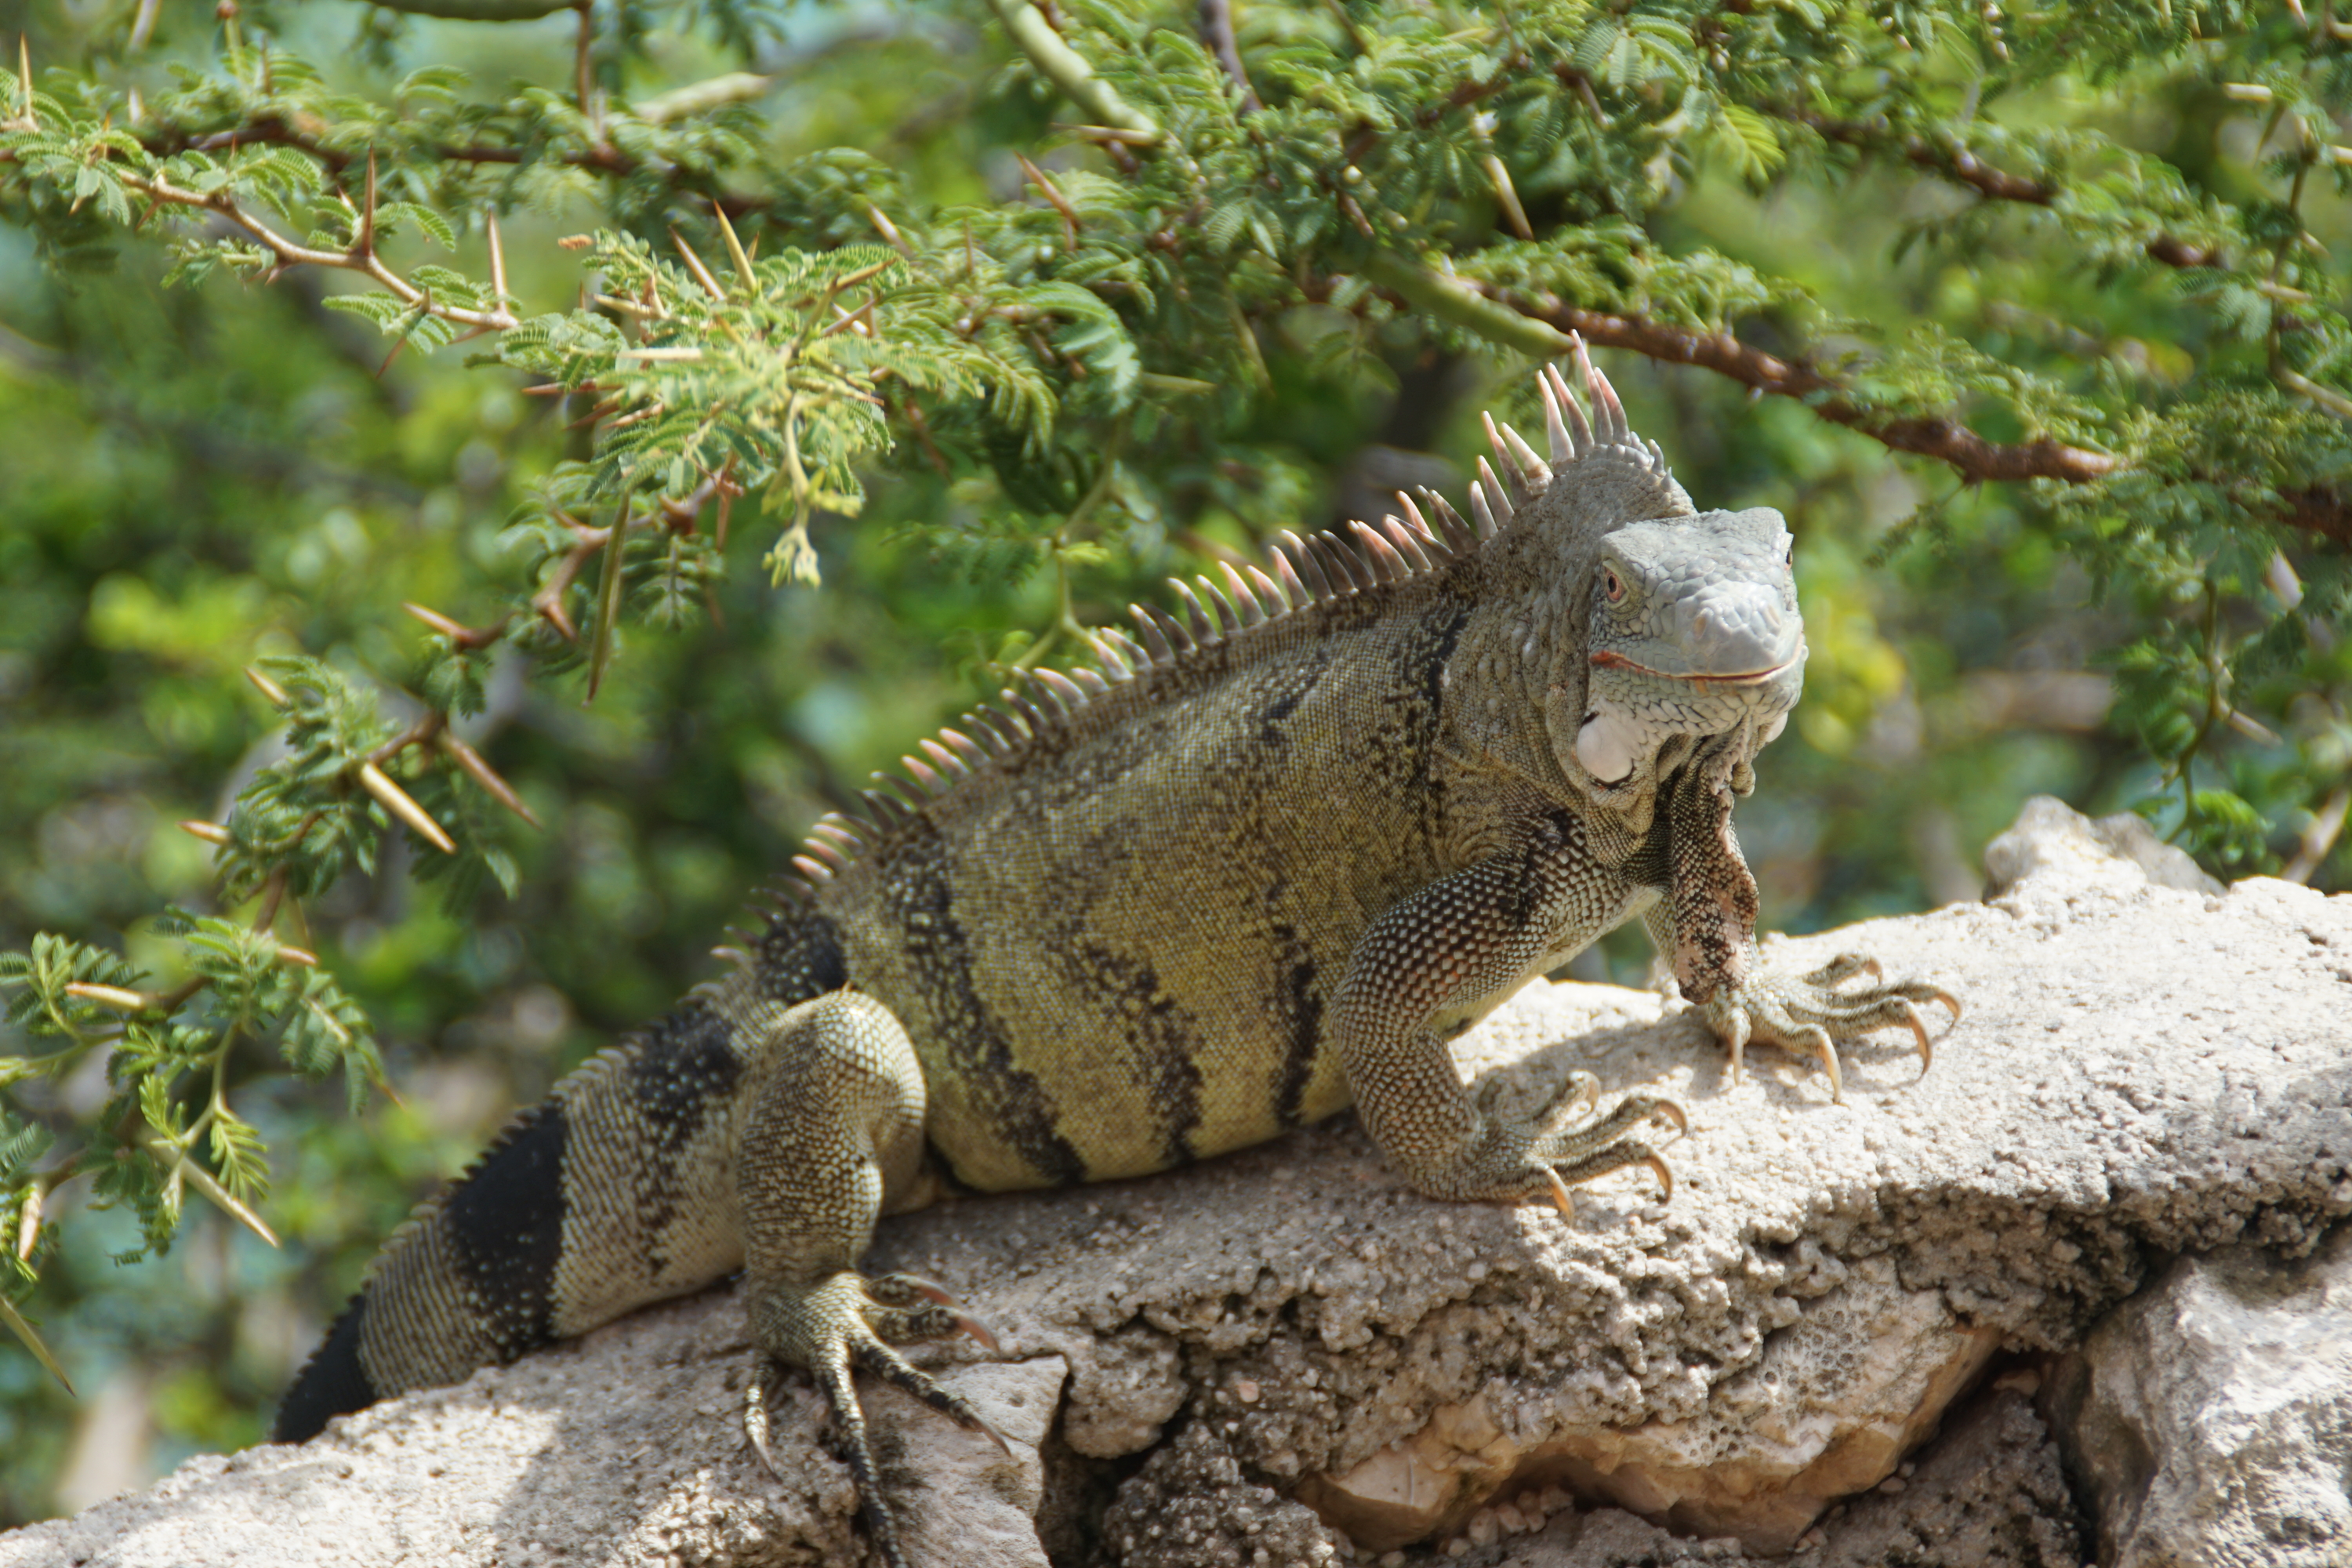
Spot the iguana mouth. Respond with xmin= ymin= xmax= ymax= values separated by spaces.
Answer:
xmin=1588 ymin=649 xmax=1802 ymax=686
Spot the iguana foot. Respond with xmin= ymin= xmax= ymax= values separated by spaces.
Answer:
xmin=1701 ymin=954 xmax=1962 ymax=1102
xmin=1454 ymin=1070 xmax=1686 ymax=1214
xmin=742 ymin=1269 xmax=1008 ymax=1568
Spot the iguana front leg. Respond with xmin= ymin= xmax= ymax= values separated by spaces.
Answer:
xmin=732 ymin=991 xmax=1004 ymax=1568
xmin=1645 ymin=746 xmax=1960 ymax=1101
xmin=1332 ymin=811 xmax=1686 ymax=1211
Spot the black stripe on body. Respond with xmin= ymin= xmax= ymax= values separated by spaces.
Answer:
xmin=890 ymin=826 xmax=1087 ymax=1185
xmin=1406 ymin=604 xmax=1472 ymax=789
xmin=441 ymin=1100 xmax=570 ymax=1361
xmin=756 ymin=905 xmax=851 ymax=1004
xmin=615 ymin=1003 xmax=745 ymax=1255
xmin=1060 ymin=930 xmax=1206 ymax=1164
xmin=272 ymin=1295 xmax=377 ymax=1443
xmin=1267 ymin=923 xmax=1323 ymax=1127
xmin=1036 ymin=829 xmax=1209 ymax=1166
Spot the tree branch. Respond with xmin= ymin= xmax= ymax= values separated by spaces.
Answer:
xmin=1196 ymin=0 xmax=1259 ymax=114
xmin=1358 ymin=252 xmax=2121 ymax=486
xmin=358 ymin=0 xmax=575 ymax=19
xmin=125 ymin=169 xmax=517 ymax=334
xmin=983 ymin=0 xmax=1159 ymax=140
xmin=1791 ymin=111 xmax=2223 ymax=270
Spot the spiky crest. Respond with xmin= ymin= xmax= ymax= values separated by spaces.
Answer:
xmin=772 ymin=339 xmax=1675 ymax=906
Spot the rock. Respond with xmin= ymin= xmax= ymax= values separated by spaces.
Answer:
xmin=1483 ymin=1385 xmax=2088 ymax=1567
xmin=1982 ymin=793 xmax=2225 ymax=899
xmin=1294 ymin=1254 xmax=1998 ymax=1554
xmin=0 ymin=1334 xmax=1066 ymax=1568
xmin=2 ymin=797 xmax=2348 ymax=1566
xmin=1096 ymin=1424 xmax=1349 ymax=1567
xmin=2045 ymin=1225 xmax=2352 ymax=1568
xmin=1802 ymin=1382 xmax=2087 ymax=1568
xmin=1534 ymin=1255 xmax=2000 ymax=1551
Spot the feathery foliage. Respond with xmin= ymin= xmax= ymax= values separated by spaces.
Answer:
xmin=0 ymin=0 xmax=2347 ymax=1519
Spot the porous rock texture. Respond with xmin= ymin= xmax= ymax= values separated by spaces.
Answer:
xmin=3 ymin=794 xmax=2348 ymax=1567
xmin=2046 ymin=1222 xmax=2352 ymax=1568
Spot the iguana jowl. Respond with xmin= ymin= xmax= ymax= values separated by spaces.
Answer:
xmin=274 ymin=343 xmax=1958 ymax=1566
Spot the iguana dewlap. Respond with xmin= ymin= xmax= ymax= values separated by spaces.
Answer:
xmin=274 ymin=345 xmax=1957 ymax=1567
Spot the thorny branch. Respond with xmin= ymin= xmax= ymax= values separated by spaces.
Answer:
xmin=978 ymin=6 xmax=2196 ymax=505
xmin=1788 ymin=111 xmax=2225 ymax=270
xmin=120 ymin=158 xmax=519 ymax=334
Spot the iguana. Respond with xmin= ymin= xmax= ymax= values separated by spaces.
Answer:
xmin=273 ymin=344 xmax=1957 ymax=1566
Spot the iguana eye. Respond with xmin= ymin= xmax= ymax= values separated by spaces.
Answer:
xmin=1601 ymin=566 xmax=1625 ymax=603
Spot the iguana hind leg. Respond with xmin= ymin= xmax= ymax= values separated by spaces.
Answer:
xmin=732 ymin=991 xmax=1003 ymax=1568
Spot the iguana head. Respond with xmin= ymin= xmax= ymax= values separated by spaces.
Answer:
xmin=1444 ymin=343 xmax=1806 ymax=837
xmin=1568 ymin=507 xmax=1806 ymax=802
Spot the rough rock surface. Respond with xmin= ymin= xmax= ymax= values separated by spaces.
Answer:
xmin=2048 ymin=1222 xmax=2352 ymax=1568
xmin=1468 ymin=1384 xmax=2085 ymax=1567
xmin=3 ymin=797 xmax=2348 ymax=1566
xmin=1982 ymin=793 xmax=2227 ymax=898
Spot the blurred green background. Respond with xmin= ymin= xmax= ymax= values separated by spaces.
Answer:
xmin=2 ymin=0 xmax=2345 ymax=1528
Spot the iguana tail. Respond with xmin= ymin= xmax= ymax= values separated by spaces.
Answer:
xmin=275 ymin=909 xmax=850 ymax=1443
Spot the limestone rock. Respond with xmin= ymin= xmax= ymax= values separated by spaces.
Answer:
xmin=2 ymin=794 xmax=2347 ymax=1566
xmin=0 ymin=1329 xmax=1066 ymax=1568
xmin=1482 ymin=1385 xmax=2087 ymax=1568
xmin=1982 ymin=793 xmax=2224 ymax=899
xmin=1096 ymin=1424 xmax=1349 ymax=1568
xmin=2047 ymin=1224 xmax=2352 ymax=1568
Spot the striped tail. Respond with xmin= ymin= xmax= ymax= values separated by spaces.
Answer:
xmin=273 ymin=984 xmax=774 ymax=1442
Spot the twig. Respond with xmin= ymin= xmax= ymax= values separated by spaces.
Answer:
xmin=530 ymin=515 xmax=613 ymax=640
xmin=118 ymin=168 xmax=518 ymax=333
xmin=1356 ymin=252 xmax=2123 ymax=488
xmin=2284 ymin=785 xmax=2349 ymax=883
xmin=1789 ymin=111 xmax=2223 ymax=269
xmin=575 ymin=2 xmax=597 ymax=123
xmin=1197 ymin=0 xmax=1260 ymax=112
xmin=634 ymin=71 xmax=772 ymax=124
xmin=1016 ymin=154 xmax=1081 ymax=251
xmin=982 ymin=0 xmax=1160 ymax=141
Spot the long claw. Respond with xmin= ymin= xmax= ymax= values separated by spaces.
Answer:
xmin=891 ymin=1272 xmax=963 ymax=1308
xmin=1797 ymin=1025 xmax=1843 ymax=1103
xmin=949 ymin=1308 xmax=1001 ymax=1356
xmin=974 ymin=1413 xmax=1014 ymax=1458
xmin=1543 ymin=1167 xmax=1577 ymax=1218
xmin=1640 ymin=1152 xmax=1673 ymax=1204
xmin=744 ymin=1370 xmax=785 ymax=1478
xmin=1650 ymin=1099 xmax=1689 ymax=1139
xmin=1897 ymin=1000 xmax=1932 ymax=1075
xmin=1719 ymin=1004 xmax=1751 ymax=1084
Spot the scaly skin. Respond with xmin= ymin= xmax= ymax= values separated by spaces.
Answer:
xmin=274 ymin=343 xmax=1957 ymax=1568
